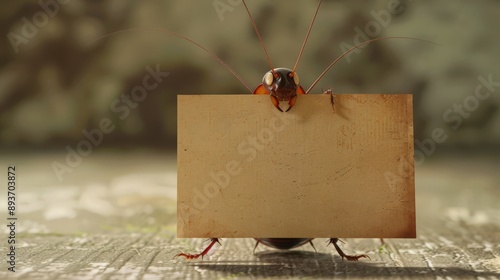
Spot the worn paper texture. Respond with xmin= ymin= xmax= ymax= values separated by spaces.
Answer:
xmin=178 ymin=94 xmax=415 ymax=238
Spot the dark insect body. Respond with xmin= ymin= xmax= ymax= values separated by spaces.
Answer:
xmin=92 ymin=0 xmax=434 ymax=262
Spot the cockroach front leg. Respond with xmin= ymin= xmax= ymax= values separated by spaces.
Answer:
xmin=323 ymin=89 xmax=335 ymax=112
xmin=327 ymin=238 xmax=370 ymax=261
xmin=175 ymin=238 xmax=221 ymax=260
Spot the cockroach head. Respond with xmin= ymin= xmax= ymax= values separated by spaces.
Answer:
xmin=262 ymin=68 xmax=300 ymax=101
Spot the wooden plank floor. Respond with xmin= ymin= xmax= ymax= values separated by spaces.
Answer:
xmin=1 ymin=152 xmax=499 ymax=279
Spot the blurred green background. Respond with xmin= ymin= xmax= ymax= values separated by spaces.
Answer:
xmin=1 ymin=0 xmax=499 ymax=152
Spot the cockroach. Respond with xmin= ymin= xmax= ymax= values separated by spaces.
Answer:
xmin=171 ymin=0 xmax=432 ymax=261
xmin=93 ymin=0 xmax=433 ymax=261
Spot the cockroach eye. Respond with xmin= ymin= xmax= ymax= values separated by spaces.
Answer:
xmin=264 ymin=72 xmax=274 ymax=86
xmin=292 ymin=72 xmax=300 ymax=85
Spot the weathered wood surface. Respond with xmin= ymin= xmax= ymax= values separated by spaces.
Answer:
xmin=1 ymin=152 xmax=499 ymax=279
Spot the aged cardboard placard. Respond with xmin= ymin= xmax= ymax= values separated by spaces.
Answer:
xmin=177 ymin=94 xmax=415 ymax=238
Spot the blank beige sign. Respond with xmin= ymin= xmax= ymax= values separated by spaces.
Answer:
xmin=177 ymin=94 xmax=415 ymax=238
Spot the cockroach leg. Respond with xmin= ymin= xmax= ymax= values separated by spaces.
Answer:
xmin=308 ymin=240 xmax=317 ymax=252
xmin=327 ymin=238 xmax=370 ymax=261
xmin=175 ymin=238 xmax=221 ymax=260
xmin=323 ymin=89 xmax=335 ymax=112
xmin=253 ymin=240 xmax=261 ymax=254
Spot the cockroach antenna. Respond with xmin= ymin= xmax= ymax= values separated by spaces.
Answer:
xmin=87 ymin=28 xmax=253 ymax=93
xmin=307 ymin=36 xmax=439 ymax=93
xmin=241 ymin=0 xmax=276 ymax=77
